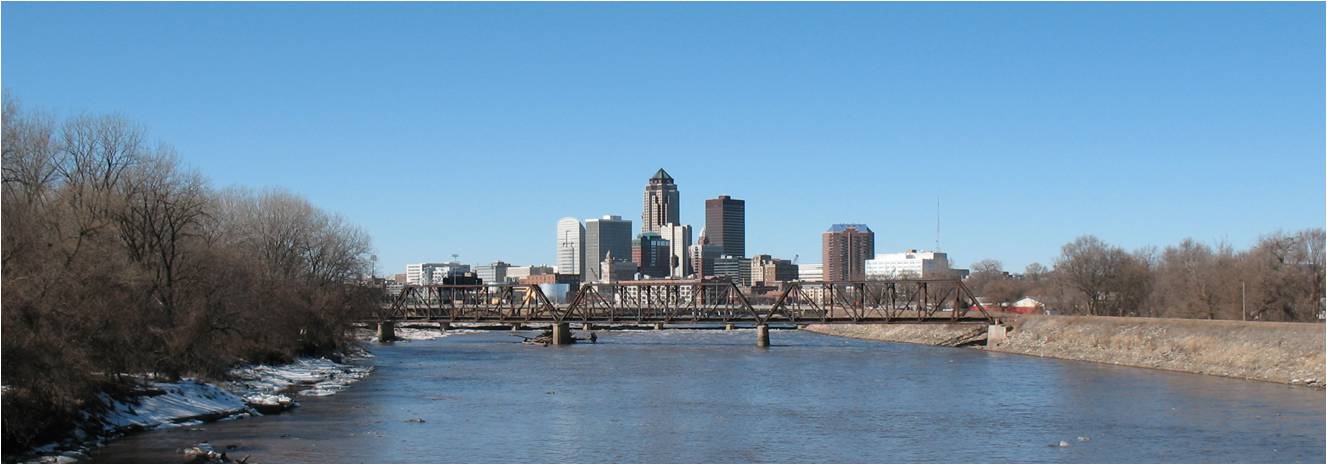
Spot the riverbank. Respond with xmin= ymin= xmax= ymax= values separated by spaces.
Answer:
xmin=804 ymin=314 xmax=1325 ymax=387
xmin=15 ymin=357 xmax=372 ymax=464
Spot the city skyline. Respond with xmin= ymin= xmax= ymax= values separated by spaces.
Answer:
xmin=3 ymin=2 xmax=1322 ymax=275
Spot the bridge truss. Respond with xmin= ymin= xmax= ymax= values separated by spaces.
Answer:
xmin=376 ymin=278 xmax=991 ymax=325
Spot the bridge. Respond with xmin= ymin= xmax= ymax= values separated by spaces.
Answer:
xmin=370 ymin=278 xmax=992 ymax=346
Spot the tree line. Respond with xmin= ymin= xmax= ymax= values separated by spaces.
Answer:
xmin=1 ymin=93 xmax=377 ymax=451
xmin=965 ymin=231 xmax=1324 ymax=321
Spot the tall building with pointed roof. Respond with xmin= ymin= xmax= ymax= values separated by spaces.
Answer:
xmin=642 ymin=168 xmax=680 ymax=234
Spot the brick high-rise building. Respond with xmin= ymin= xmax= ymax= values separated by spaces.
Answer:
xmin=822 ymin=224 xmax=874 ymax=282
xmin=704 ymin=195 xmax=745 ymax=258
xmin=642 ymin=169 xmax=680 ymax=234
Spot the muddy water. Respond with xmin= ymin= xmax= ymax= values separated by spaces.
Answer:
xmin=91 ymin=329 xmax=1325 ymax=463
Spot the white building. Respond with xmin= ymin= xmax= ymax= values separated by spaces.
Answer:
xmin=556 ymin=217 xmax=585 ymax=279
xmin=865 ymin=249 xmax=952 ymax=279
xmin=798 ymin=263 xmax=823 ymax=282
xmin=659 ymin=223 xmax=693 ymax=278
xmin=405 ymin=262 xmax=470 ymax=285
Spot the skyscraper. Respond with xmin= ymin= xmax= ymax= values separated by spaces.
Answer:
xmin=659 ymin=223 xmax=693 ymax=278
xmin=704 ymin=195 xmax=745 ymax=257
xmin=584 ymin=215 xmax=633 ymax=282
xmin=822 ymin=224 xmax=875 ymax=282
xmin=642 ymin=168 xmax=680 ymax=234
xmin=556 ymin=217 xmax=585 ymax=278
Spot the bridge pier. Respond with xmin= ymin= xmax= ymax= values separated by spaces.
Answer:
xmin=377 ymin=321 xmax=396 ymax=342
xmin=756 ymin=324 xmax=769 ymax=347
xmin=439 ymin=322 xmax=451 ymax=331
xmin=552 ymin=322 xmax=573 ymax=345
xmin=582 ymin=323 xmax=593 ymax=331
xmin=986 ymin=324 xmax=1009 ymax=347
xmin=653 ymin=322 xmax=664 ymax=331
xmin=511 ymin=324 xmax=521 ymax=332
xmin=725 ymin=323 xmax=735 ymax=331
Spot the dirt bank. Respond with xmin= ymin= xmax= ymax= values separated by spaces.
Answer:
xmin=805 ymin=315 xmax=1325 ymax=387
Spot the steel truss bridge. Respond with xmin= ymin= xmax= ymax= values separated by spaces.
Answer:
xmin=374 ymin=278 xmax=991 ymax=326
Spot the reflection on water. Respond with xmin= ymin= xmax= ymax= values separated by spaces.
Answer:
xmin=92 ymin=329 xmax=1325 ymax=463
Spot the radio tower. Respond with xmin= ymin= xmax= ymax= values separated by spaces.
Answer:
xmin=935 ymin=196 xmax=941 ymax=252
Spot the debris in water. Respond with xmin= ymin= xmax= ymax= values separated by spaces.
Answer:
xmin=1077 ymin=436 xmax=1090 ymax=442
xmin=405 ymin=417 xmax=427 ymax=423
xmin=1050 ymin=440 xmax=1071 ymax=448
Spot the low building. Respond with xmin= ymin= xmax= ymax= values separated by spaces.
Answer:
xmin=507 ymin=265 xmax=554 ymax=282
xmin=519 ymin=273 xmax=581 ymax=287
xmin=865 ymin=249 xmax=953 ymax=279
xmin=406 ymin=262 xmax=470 ymax=285
xmin=600 ymin=252 xmax=638 ymax=283
xmin=751 ymin=254 xmax=798 ymax=285
xmin=798 ymin=263 xmax=823 ymax=282
xmin=1005 ymin=297 xmax=1045 ymax=314
xmin=714 ymin=255 xmax=752 ymax=286
xmin=617 ymin=280 xmax=697 ymax=306
xmin=474 ymin=261 xmax=511 ymax=285
xmin=440 ymin=272 xmax=481 ymax=286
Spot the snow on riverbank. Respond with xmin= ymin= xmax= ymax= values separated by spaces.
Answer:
xmin=226 ymin=357 xmax=373 ymax=397
xmin=26 ymin=356 xmax=373 ymax=463
xmin=94 ymin=380 xmax=250 ymax=433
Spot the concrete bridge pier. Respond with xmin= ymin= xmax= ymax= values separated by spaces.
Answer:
xmin=552 ymin=322 xmax=573 ymax=345
xmin=439 ymin=322 xmax=451 ymax=332
xmin=511 ymin=324 xmax=521 ymax=332
xmin=582 ymin=323 xmax=593 ymax=331
xmin=756 ymin=324 xmax=770 ymax=347
xmin=653 ymin=322 xmax=664 ymax=331
xmin=986 ymin=324 xmax=1009 ymax=347
xmin=377 ymin=321 xmax=396 ymax=342
xmin=725 ymin=323 xmax=735 ymax=331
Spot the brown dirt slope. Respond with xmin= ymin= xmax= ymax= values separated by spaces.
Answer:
xmin=805 ymin=315 xmax=1325 ymax=387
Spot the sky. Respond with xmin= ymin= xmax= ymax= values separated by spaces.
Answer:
xmin=3 ymin=2 xmax=1323 ymax=276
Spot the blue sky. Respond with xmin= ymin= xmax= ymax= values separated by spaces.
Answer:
xmin=4 ymin=2 xmax=1323 ymax=275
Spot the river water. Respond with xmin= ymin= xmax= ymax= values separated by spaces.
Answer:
xmin=91 ymin=329 xmax=1325 ymax=463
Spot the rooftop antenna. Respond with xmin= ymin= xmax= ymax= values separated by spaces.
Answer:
xmin=451 ymin=253 xmax=460 ymax=263
xmin=935 ymin=196 xmax=941 ymax=252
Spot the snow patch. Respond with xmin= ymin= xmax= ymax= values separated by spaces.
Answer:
xmin=96 ymin=380 xmax=248 ymax=432
xmin=225 ymin=357 xmax=373 ymax=397
xmin=23 ymin=356 xmax=372 ymax=463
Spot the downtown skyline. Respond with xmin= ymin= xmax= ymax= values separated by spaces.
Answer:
xmin=2 ymin=2 xmax=1322 ymax=275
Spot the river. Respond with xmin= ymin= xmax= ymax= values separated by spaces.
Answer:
xmin=91 ymin=328 xmax=1325 ymax=463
